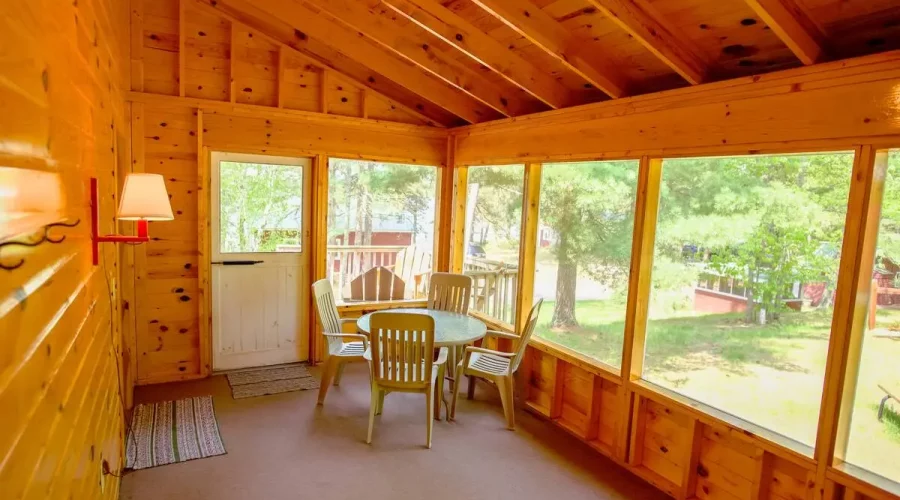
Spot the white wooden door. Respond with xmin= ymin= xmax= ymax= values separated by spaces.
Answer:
xmin=211 ymin=152 xmax=311 ymax=371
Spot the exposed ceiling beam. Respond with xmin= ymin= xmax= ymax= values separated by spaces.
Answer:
xmin=194 ymin=0 xmax=460 ymax=126
xmin=470 ymin=0 xmax=629 ymax=99
xmin=383 ymin=0 xmax=581 ymax=109
xmin=305 ymin=0 xmax=544 ymax=117
xmin=743 ymin=0 xmax=825 ymax=65
xmin=217 ymin=0 xmax=500 ymax=123
xmin=584 ymin=0 xmax=707 ymax=85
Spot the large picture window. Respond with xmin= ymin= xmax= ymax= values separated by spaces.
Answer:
xmin=326 ymin=158 xmax=437 ymax=303
xmin=642 ymin=152 xmax=854 ymax=447
xmin=463 ymin=165 xmax=525 ymax=325
xmin=533 ymin=161 xmax=639 ymax=368
xmin=841 ymin=149 xmax=900 ymax=485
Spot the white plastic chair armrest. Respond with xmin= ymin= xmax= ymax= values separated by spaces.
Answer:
xmin=465 ymin=346 xmax=515 ymax=358
xmin=323 ymin=332 xmax=368 ymax=350
xmin=434 ymin=347 xmax=449 ymax=366
xmin=485 ymin=329 xmax=519 ymax=342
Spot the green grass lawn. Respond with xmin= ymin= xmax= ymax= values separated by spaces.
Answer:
xmin=534 ymin=299 xmax=900 ymax=482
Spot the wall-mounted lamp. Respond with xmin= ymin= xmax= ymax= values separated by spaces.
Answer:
xmin=91 ymin=173 xmax=174 ymax=265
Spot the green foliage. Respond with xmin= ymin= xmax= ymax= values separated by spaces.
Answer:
xmin=467 ymin=165 xmax=524 ymax=244
xmin=650 ymin=257 xmax=699 ymax=315
xmin=219 ymin=161 xmax=303 ymax=253
xmin=327 ymin=158 xmax=436 ymax=244
xmin=539 ymin=161 xmax=638 ymax=286
xmin=657 ymin=153 xmax=854 ymax=323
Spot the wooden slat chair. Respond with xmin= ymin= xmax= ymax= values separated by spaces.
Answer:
xmin=427 ymin=272 xmax=473 ymax=381
xmin=366 ymin=312 xmax=448 ymax=448
xmin=450 ymin=299 xmax=544 ymax=430
xmin=312 ymin=279 xmax=369 ymax=405
xmin=390 ymin=245 xmax=432 ymax=298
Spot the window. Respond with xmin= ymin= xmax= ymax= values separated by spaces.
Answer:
xmin=326 ymin=158 xmax=437 ymax=303
xmin=841 ymin=149 xmax=900 ymax=485
xmin=464 ymin=165 xmax=524 ymax=325
xmin=219 ymin=160 xmax=304 ymax=253
xmin=533 ymin=160 xmax=639 ymax=368
xmin=642 ymin=152 xmax=854 ymax=447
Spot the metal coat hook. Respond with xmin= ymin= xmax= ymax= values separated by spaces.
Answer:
xmin=0 ymin=219 xmax=81 ymax=271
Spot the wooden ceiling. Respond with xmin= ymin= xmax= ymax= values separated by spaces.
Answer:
xmin=201 ymin=0 xmax=900 ymax=127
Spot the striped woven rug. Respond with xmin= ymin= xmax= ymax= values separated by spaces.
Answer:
xmin=125 ymin=396 xmax=226 ymax=470
xmin=226 ymin=363 xmax=319 ymax=399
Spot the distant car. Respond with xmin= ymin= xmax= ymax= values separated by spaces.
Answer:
xmin=468 ymin=243 xmax=486 ymax=258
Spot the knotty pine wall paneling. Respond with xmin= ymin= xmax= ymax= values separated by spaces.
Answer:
xmin=132 ymin=0 xmax=436 ymax=127
xmin=0 ymin=0 xmax=130 ymax=497
xmin=129 ymin=100 xmax=448 ymax=382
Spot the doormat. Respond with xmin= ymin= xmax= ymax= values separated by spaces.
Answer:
xmin=125 ymin=396 xmax=226 ymax=470
xmin=226 ymin=363 xmax=319 ymax=399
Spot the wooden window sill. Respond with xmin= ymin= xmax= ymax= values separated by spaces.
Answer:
xmin=829 ymin=460 xmax=900 ymax=498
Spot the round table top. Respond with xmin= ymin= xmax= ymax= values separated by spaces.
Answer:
xmin=356 ymin=308 xmax=487 ymax=347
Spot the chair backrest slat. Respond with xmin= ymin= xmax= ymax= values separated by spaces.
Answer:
xmin=370 ymin=312 xmax=435 ymax=387
xmin=312 ymin=279 xmax=347 ymax=355
xmin=512 ymin=299 xmax=544 ymax=372
xmin=427 ymin=272 xmax=472 ymax=314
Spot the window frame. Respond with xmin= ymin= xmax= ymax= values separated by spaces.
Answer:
xmin=452 ymin=145 xmax=900 ymax=494
xmin=321 ymin=155 xmax=443 ymax=306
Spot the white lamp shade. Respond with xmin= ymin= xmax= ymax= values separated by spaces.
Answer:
xmin=117 ymin=173 xmax=174 ymax=221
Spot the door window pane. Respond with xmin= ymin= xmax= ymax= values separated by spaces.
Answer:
xmin=219 ymin=161 xmax=304 ymax=253
xmin=327 ymin=158 xmax=437 ymax=303
xmin=533 ymin=160 xmax=639 ymax=368
xmin=643 ymin=152 xmax=854 ymax=447
xmin=464 ymin=165 xmax=524 ymax=325
xmin=843 ymin=149 xmax=900 ymax=485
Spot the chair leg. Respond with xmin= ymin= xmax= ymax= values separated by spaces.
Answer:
xmin=497 ymin=376 xmax=515 ymax=430
xmin=367 ymin=384 xmax=379 ymax=444
xmin=505 ymin=375 xmax=516 ymax=430
xmin=426 ymin=385 xmax=435 ymax=449
xmin=450 ymin=362 xmax=464 ymax=420
xmin=435 ymin=363 xmax=446 ymax=420
xmin=377 ymin=389 xmax=386 ymax=416
xmin=467 ymin=374 xmax=476 ymax=400
xmin=317 ymin=357 xmax=338 ymax=405
xmin=333 ymin=362 xmax=346 ymax=386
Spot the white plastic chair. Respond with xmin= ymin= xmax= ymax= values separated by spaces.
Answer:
xmin=450 ymin=299 xmax=544 ymax=430
xmin=427 ymin=272 xmax=472 ymax=382
xmin=366 ymin=312 xmax=448 ymax=448
xmin=312 ymin=279 xmax=368 ymax=405
xmin=427 ymin=272 xmax=472 ymax=313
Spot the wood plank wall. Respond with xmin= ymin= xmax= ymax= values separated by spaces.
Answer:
xmin=133 ymin=0 xmax=439 ymax=127
xmin=450 ymin=51 xmax=900 ymax=500
xmin=0 ymin=0 xmax=129 ymax=497
xmin=126 ymin=0 xmax=450 ymax=383
xmin=452 ymin=51 xmax=900 ymax=165
xmin=127 ymin=100 xmax=446 ymax=384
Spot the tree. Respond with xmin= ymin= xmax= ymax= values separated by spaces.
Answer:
xmin=219 ymin=161 xmax=304 ymax=253
xmin=539 ymin=162 xmax=637 ymax=327
xmin=656 ymin=154 xmax=853 ymax=324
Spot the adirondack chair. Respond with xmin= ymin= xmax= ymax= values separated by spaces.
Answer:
xmin=390 ymin=245 xmax=432 ymax=299
xmin=348 ymin=266 xmax=406 ymax=302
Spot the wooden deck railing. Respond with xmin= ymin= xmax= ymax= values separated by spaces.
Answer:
xmin=310 ymin=245 xmax=520 ymax=322
xmin=326 ymin=245 xmax=408 ymax=294
xmin=464 ymin=257 xmax=519 ymax=325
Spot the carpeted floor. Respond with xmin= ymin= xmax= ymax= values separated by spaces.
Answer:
xmin=120 ymin=363 xmax=667 ymax=500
